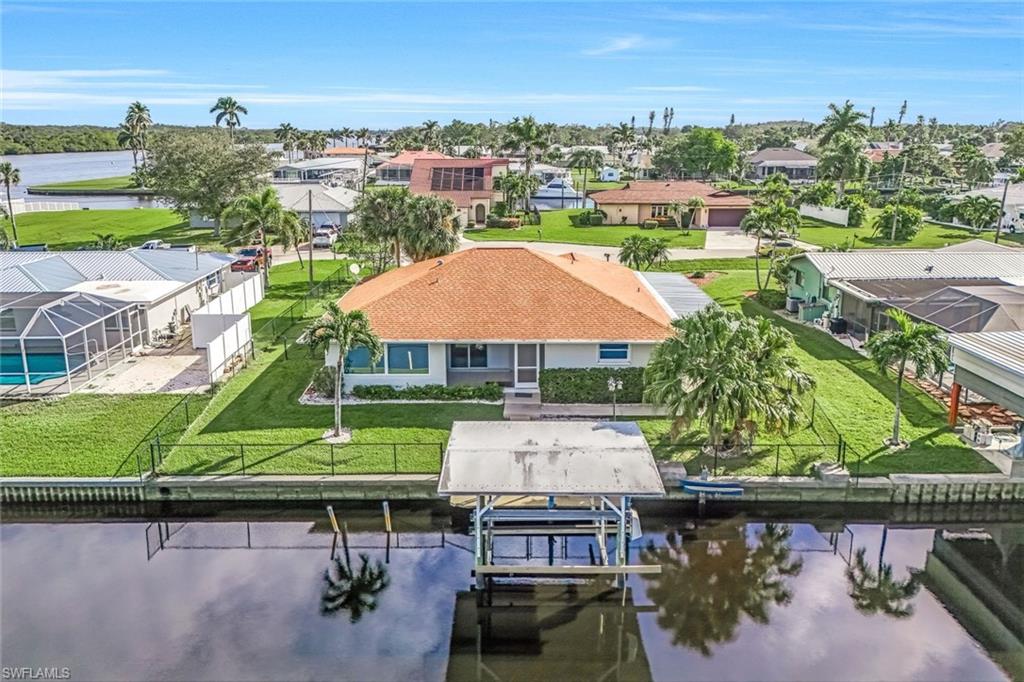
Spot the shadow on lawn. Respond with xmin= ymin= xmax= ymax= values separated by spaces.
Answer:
xmin=852 ymin=427 xmax=995 ymax=475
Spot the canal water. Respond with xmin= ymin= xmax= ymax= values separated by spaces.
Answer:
xmin=0 ymin=150 xmax=158 ymax=209
xmin=1 ymin=507 xmax=1020 ymax=681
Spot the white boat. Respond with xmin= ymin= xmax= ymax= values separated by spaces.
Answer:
xmin=532 ymin=177 xmax=582 ymax=200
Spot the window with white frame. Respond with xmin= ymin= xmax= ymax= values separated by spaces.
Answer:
xmin=650 ymin=205 xmax=669 ymax=218
xmin=450 ymin=343 xmax=488 ymax=368
xmin=598 ymin=343 xmax=629 ymax=362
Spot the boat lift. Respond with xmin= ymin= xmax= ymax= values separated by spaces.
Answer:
xmin=437 ymin=421 xmax=667 ymax=589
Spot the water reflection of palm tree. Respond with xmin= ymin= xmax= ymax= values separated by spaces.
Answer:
xmin=640 ymin=523 xmax=803 ymax=656
xmin=321 ymin=553 xmax=390 ymax=623
xmin=845 ymin=547 xmax=919 ymax=618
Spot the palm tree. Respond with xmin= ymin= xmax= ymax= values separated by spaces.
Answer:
xmin=845 ymin=547 xmax=919 ymax=618
xmin=640 ymin=522 xmax=803 ymax=656
xmin=818 ymin=100 xmax=869 ymax=145
xmin=275 ymin=123 xmax=298 ymax=162
xmin=117 ymin=123 xmax=143 ymax=176
xmin=305 ymin=304 xmax=382 ymax=438
xmin=619 ymin=235 xmax=668 ymax=270
xmin=220 ymin=187 xmax=306 ymax=287
xmin=354 ymin=186 xmax=410 ymax=266
xmin=210 ymin=96 xmax=248 ymax=140
xmin=645 ymin=306 xmax=814 ymax=453
xmin=499 ymin=172 xmax=539 ymax=212
xmin=609 ymin=122 xmax=634 ymax=162
xmin=865 ymin=309 xmax=948 ymax=446
xmin=819 ymin=133 xmax=869 ymax=199
xmin=685 ymin=196 xmax=706 ymax=228
xmin=355 ymin=127 xmax=372 ymax=192
xmin=124 ymin=101 xmax=152 ymax=167
xmin=957 ymin=195 xmax=1002 ymax=231
xmin=566 ymin=148 xmax=603 ymax=208
xmin=306 ymin=130 xmax=328 ymax=158
xmin=741 ymin=200 xmax=800 ymax=290
xmin=327 ymin=128 xmax=343 ymax=149
xmin=403 ymin=194 xmax=460 ymax=261
xmin=881 ymin=118 xmax=901 ymax=143
xmin=321 ymin=553 xmax=390 ymax=623
xmin=506 ymin=116 xmax=548 ymax=180
xmin=0 ymin=161 xmax=20 ymax=246
xmin=339 ymin=126 xmax=354 ymax=147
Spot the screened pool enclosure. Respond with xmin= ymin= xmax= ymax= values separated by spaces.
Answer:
xmin=0 ymin=291 xmax=145 ymax=396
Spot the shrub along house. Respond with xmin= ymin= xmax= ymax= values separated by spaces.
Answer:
xmin=589 ymin=181 xmax=752 ymax=229
xmin=325 ymin=246 xmax=712 ymax=397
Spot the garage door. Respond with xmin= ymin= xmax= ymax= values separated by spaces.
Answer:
xmin=708 ymin=208 xmax=747 ymax=228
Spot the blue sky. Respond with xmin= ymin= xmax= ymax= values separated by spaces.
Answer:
xmin=2 ymin=1 xmax=1022 ymax=128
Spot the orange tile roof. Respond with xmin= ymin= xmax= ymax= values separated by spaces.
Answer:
xmin=382 ymin=150 xmax=452 ymax=166
xmin=323 ymin=146 xmax=371 ymax=156
xmin=338 ymin=247 xmax=674 ymax=341
xmin=864 ymin=148 xmax=903 ymax=163
xmin=590 ymin=180 xmax=752 ymax=207
xmin=407 ymin=158 xmax=510 ymax=207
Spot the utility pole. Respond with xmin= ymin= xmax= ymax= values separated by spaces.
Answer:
xmin=308 ymin=189 xmax=314 ymax=285
xmin=890 ymin=157 xmax=909 ymax=242
xmin=994 ymin=177 xmax=1010 ymax=244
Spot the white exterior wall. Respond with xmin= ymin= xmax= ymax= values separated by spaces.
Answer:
xmin=543 ymin=342 xmax=655 ymax=369
xmin=799 ymin=204 xmax=849 ymax=226
xmin=329 ymin=342 xmax=448 ymax=389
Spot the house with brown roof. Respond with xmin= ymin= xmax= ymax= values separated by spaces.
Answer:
xmin=746 ymin=147 xmax=818 ymax=181
xmin=408 ymin=158 xmax=510 ymax=225
xmin=589 ymin=181 xmax=753 ymax=229
xmin=375 ymin=150 xmax=452 ymax=186
xmin=327 ymin=247 xmax=712 ymax=391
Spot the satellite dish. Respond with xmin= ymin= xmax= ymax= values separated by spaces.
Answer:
xmin=349 ymin=263 xmax=360 ymax=276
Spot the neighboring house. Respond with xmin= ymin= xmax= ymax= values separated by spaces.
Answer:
xmin=953 ymin=184 xmax=1024 ymax=234
xmin=746 ymin=147 xmax=818 ymax=181
xmin=326 ymin=246 xmax=712 ymax=392
xmin=785 ymin=243 xmax=1024 ymax=342
xmin=864 ymin=148 xmax=903 ymax=163
xmin=322 ymin=146 xmax=375 ymax=158
xmin=275 ymin=184 xmax=359 ymax=228
xmin=375 ymin=150 xmax=452 ymax=186
xmin=508 ymin=161 xmax=570 ymax=184
xmin=980 ymin=142 xmax=1004 ymax=163
xmin=589 ymin=180 xmax=753 ymax=229
xmin=599 ymin=167 xmax=622 ymax=182
xmin=273 ymin=157 xmax=372 ymax=183
xmin=408 ymin=157 xmax=510 ymax=225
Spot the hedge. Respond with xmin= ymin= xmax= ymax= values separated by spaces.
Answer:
xmin=351 ymin=383 xmax=503 ymax=401
xmin=538 ymin=367 xmax=645 ymax=403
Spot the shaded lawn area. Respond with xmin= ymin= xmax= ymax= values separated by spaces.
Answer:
xmin=643 ymin=269 xmax=994 ymax=475
xmin=161 ymin=348 xmax=502 ymax=475
xmin=654 ymin=258 xmax=760 ymax=273
xmin=248 ymin=260 xmax=352 ymax=333
xmin=29 ymin=176 xmax=143 ymax=192
xmin=2 ymin=208 xmax=222 ymax=250
xmin=465 ymin=209 xmax=707 ymax=248
xmin=798 ymin=212 xmax=1024 ymax=249
xmin=0 ymin=394 xmax=184 ymax=477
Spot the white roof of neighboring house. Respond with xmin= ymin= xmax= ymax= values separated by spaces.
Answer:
xmin=65 ymin=279 xmax=183 ymax=304
xmin=800 ymin=250 xmax=1024 ymax=282
xmin=948 ymin=330 xmax=1024 ymax=379
xmin=274 ymin=183 xmax=358 ymax=213
xmin=276 ymin=157 xmax=364 ymax=172
xmin=0 ymin=250 xmax=234 ymax=294
xmin=957 ymin=184 xmax=1024 ymax=206
xmin=637 ymin=272 xmax=714 ymax=319
xmin=936 ymin=239 xmax=1015 ymax=253
xmin=747 ymin=147 xmax=818 ymax=166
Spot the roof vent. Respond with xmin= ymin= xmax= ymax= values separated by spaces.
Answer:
xmin=434 ymin=259 xmax=444 ymax=268
xmin=924 ymin=265 xmax=934 ymax=273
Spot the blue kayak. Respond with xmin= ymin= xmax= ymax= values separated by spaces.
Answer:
xmin=681 ymin=480 xmax=744 ymax=496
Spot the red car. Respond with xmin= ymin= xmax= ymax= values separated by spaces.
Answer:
xmin=231 ymin=246 xmax=271 ymax=272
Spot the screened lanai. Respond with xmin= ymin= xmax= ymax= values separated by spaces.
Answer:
xmin=0 ymin=291 xmax=144 ymax=397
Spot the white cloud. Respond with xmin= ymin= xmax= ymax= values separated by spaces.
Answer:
xmin=581 ymin=34 xmax=661 ymax=56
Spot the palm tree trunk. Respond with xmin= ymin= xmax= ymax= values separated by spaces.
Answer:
xmin=754 ymin=233 xmax=763 ymax=290
xmin=582 ymin=169 xmax=588 ymax=210
xmin=131 ymin=147 xmax=139 ymax=175
xmin=892 ymin=359 xmax=906 ymax=444
xmin=212 ymin=216 xmax=221 ymax=239
xmin=260 ymin=229 xmax=270 ymax=289
xmin=5 ymin=184 xmax=18 ymax=245
xmin=393 ymin=238 xmax=401 ymax=268
xmin=334 ymin=359 xmax=344 ymax=438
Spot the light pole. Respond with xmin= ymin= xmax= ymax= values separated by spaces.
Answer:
xmin=607 ymin=376 xmax=623 ymax=421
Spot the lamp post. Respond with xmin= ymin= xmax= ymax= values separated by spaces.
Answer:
xmin=607 ymin=376 xmax=623 ymax=421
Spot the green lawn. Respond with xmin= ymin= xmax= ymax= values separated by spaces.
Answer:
xmin=0 ymin=394 xmax=185 ymax=477
xmin=28 ymin=176 xmax=147 ymax=193
xmin=160 ymin=347 xmax=502 ymax=475
xmin=654 ymin=257 xmax=760 ymax=273
xmin=249 ymin=259 xmax=352 ymax=333
xmin=798 ymin=210 xmax=1024 ymax=249
xmin=465 ymin=209 xmax=707 ymax=248
xmin=572 ymin=170 xmax=626 ymax=191
xmin=641 ymin=268 xmax=995 ymax=476
xmin=3 ymin=208 xmax=221 ymax=250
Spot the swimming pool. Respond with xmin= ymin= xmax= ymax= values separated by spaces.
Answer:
xmin=0 ymin=352 xmax=85 ymax=385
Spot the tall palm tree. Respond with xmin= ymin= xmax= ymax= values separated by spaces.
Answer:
xmin=566 ymin=148 xmax=603 ymax=207
xmin=327 ymin=128 xmax=343 ymax=148
xmin=124 ymin=101 xmax=152 ymax=166
xmin=275 ymin=123 xmax=298 ymax=162
xmin=957 ymin=195 xmax=1002 ymax=231
xmin=354 ymin=186 xmax=410 ymax=266
xmin=685 ymin=196 xmax=706 ymax=228
xmin=865 ymin=309 xmax=948 ymax=446
xmin=609 ymin=122 xmax=634 ymax=162
xmin=818 ymin=100 xmax=869 ymax=145
xmin=741 ymin=200 xmax=800 ymax=291
xmin=321 ymin=553 xmax=390 ymax=623
xmin=819 ymin=133 xmax=870 ymax=199
xmin=645 ymin=306 xmax=813 ymax=453
xmin=0 ymin=161 xmax=20 ymax=246
xmin=506 ymin=116 xmax=548 ymax=180
xmin=619 ymin=235 xmax=669 ymax=270
xmin=402 ymin=194 xmax=460 ymax=261
xmin=210 ymin=96 xmax=248 ymax=140
xmin=420 ymin=120 xmax=441 ymax=150
xmin=305 ymin=305 xmax=382 ymax=438
xmin=845 ymin=547 xmax=919 ymax=618
xmin=220 ymin=186 xmax=305 ymax=287
xmin=117 ymin=123 xmax=143 ymax=176
xmin=306 ymin=130 xmax=328 ymax=158
xmin=499 ymin=172 xmax=539 ymax=212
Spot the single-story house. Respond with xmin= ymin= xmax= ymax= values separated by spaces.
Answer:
xmin=322 ymin=146 xmax=375 ymax=158
xmin=953 ymin=184 xmax=1024 ymax=233
xmin=326 ymin=246 xmax=712 ymax=392
xmin=274 ymin=184 xmax=359 ymax=228
xmin=272 ymin=157 xmax=368 ymax=183
xmin=0 ymin=249 xmax=240 ymax=396
xmin=785 ymin=244 xmax=1024 ymax=341
xmin=746 ymin=147 xmax=818 ymax=181
xmin=589 ymin=181 xmax=753 ymax=229
xmin=375 ymin=150 xmax=452 ymax=185
xmin=599 ymin=167 xmax=622 ymax=182
xmin=408 ymin=158 xmax=510 ymax=225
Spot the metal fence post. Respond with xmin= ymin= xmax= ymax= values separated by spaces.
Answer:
xmin=155 ymin=434 xmax=162 ymax=468
xmin=330 ymin=443 xmax=336 ymax=476
xmin=148 ymin=442 xmax=156 ymax=476
xmin=774 ymin=445 xmax=780 ymax=477
xmin=439 ymin=443 xmax=444 ymax=471
xmin=184 ymin=400 xmax=190 ymax=426
xmin=392 ymin=443 xmax=398 ymax=474
xmin=810 ymin=398 xmax=816 ymax=427
xmin=713 ymin=446 xmax=719 ymax=477
xmin=837 ymin=435 xmax=844 ymax=464
xmin=240 ymin=444 xmax=246 ymax=475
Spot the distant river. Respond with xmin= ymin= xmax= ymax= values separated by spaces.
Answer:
xmin=0 ymin=150 xmax=159 ymax=208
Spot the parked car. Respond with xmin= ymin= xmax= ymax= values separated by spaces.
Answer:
xmin=231 ymin=246 xmax=272 ymax=272
xmin=312 ymin=228 xmax=338 ymax=248
xmin=139 ymin=239 xmax=171 ymax=250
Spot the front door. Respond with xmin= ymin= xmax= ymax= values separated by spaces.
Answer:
xmin=514 ymin=343 xmax=539 ymax=389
